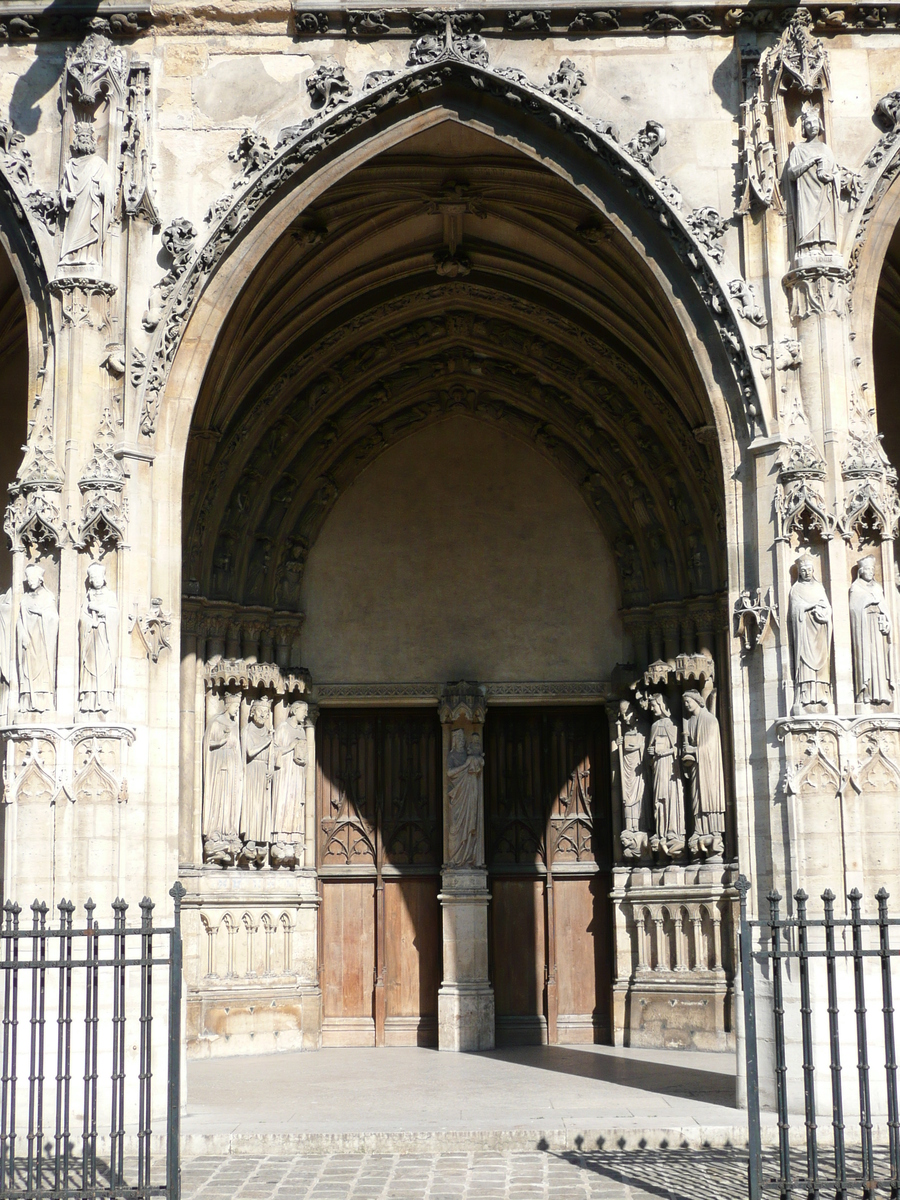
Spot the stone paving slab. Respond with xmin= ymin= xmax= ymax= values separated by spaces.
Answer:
xmin=180 ymin=1148 xmax=750 ymax=1200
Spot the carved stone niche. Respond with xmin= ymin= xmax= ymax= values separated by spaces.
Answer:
xmin=610 ymin=864 xmax=736 ymax=1051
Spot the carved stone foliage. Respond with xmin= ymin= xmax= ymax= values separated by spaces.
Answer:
xmin=229 ymin=130 xmax=273 ymax=183
xmin=1 ymin=724 xmax=134 ymax=810
xmin=129 ymin=598 xmax=172 ymax=663
xmin=306 ymin=61 xmax=352 ymax=109
xmin=136 ymin=59 xmax=761 ymax=448
xmin=0 ymin=118 xmax=32 ymax=188
xmin=201 ymin=654 xmax=313 ymax=869
xmin=612 ymin=651 xmax=725 ymax=865
xmin=623 ymin=120 xmax=666 ymax=170
xmin=544 ymin=58 xmax=585 ymax=105
xmin=158 ymin=219 xmax=197 ymax=299
xmin=685 ymin=207 xmax=727 ymax=264
xmin=65 ymin=33 xmax=127 ymax=109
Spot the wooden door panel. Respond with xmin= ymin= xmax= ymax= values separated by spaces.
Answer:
xmin=321 ymin=880 xmax=375 ymax=1046
xmin=492 ymin=878 xmax=546 ymax=1045
xmin=384 ymin=877 xmax=440 ymax=1046
xmin=554 ymin=875 xmax=611 ymax=1043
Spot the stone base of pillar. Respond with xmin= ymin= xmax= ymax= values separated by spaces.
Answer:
xmin=438 ymin=983 xmax=495 ymax=1052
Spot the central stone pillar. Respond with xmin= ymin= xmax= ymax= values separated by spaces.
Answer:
xmin=437 ymin=681 xmax=494 ymax=1051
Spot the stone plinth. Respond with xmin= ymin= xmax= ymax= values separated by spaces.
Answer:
xmin=438 ymin=867 xmax=494 ymax=1051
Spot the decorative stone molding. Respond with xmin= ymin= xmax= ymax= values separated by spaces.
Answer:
xmin=229 ymin=130 xmax=273 ymax=184
xmin=769 ymin=8 xmax=829 ymax=95
xmin=306 ymin=61 xmax=353 ymax=109
xmin=65 ymin=33 xmax=127 ymax=109
xmin=775 ymin=437 xmax=833 ymax=541
xmin=777 ymin=716 xmax=900 ymax=799
xmin=72 ymin=407 xmax=127 ymax=551
xmin=121 ymin=60 xmax=158 ymax=225
xmin=1 ymin=724 xmax=135 ymax=809
xmin=137 ymin=58 xmax=764 ymax=450
xmin=4 ymin=414 xmax=64 ymax=551
xmin=783 ymin=264 xmax=851 ymax=319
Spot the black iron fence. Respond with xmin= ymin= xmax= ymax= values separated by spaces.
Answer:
xmin=0 ymin=882 xmax=184 ymax=1200
xmin=739 ymin=874 xmax=900 ymax=1200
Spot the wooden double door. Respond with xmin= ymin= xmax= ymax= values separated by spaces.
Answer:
xmin=317 ymin=709 xmax=442 ymax=1046
xmin=316 ymin=705 xmax=611 ymax=1048
xmin=485 ymin=706 xmax=612 ymax=1046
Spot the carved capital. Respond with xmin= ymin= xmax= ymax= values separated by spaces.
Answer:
xmin=783 ymin=265 xmax=850 ymax=320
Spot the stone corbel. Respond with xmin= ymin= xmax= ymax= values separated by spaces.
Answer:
xmin=733 ymin=587 xmax=779 ymax=651
xmin=129 ymin=598 xmax=173 ymax=663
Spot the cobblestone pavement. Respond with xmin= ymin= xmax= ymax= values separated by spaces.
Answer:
xmin=180 ymin=1148 xmax=748 ymax=1199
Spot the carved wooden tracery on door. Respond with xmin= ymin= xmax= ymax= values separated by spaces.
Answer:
xmin=316 ymin=708 xmax=442 ymax=1046
xmin=485 ymin=706 xmax=612 ymax=1045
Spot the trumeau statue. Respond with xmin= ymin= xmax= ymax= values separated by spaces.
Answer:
xmin=271 ymin=700 xmax=308 ymax=866
xmin=614 ymin=700 xmax=648 ymax=859
xmin=788 ymin=555 xmax=833 ymax=715
xmin=785 ymin=107 xmax=840 ymax=263
xmin=241 ymin=696 xmax=273 ymax=864
xmin=17 ymin=563 xmax=59 ymax=713
xmin=681 ymin=690 xmax=726 ymax=862
xmin=447 ymin=728 xmax=485 ymax=868
xmin=58 ymin=122 xmax=110 ymax=273
xmin=646 ymin=692 xmax=685 ymax=859
xmin=202 ymin=691 xmax=243 ymax=865
xmin=849 ymin=555 xmax=894 ymax=708
xmin=78 ymin=561 xmax=118 ymax=713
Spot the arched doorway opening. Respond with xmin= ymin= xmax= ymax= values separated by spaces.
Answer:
xmin=179 ymin=114 xmax=730 ymax=1054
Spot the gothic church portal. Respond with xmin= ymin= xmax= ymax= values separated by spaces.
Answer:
xmin=0 ymin=0 xmax=899 ymax=1081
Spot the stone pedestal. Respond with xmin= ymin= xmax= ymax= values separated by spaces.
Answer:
xmin=438 ymin=867 xmax=495 ymax=1051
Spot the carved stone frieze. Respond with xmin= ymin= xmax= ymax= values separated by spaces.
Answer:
xmin=49 ymin=277 xmax=117 ymax=329
xmin=778 ymin=715 xmax=900 ymax=800
xmin=1 ymin=724 xmax=134 ymax=810
xmin=783 ymin=265 xmax=851 ymax=320
xmin=347 ymin=9 xmax=389 ymax=36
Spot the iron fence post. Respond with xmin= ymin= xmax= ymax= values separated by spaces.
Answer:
xmin=737 ymin=875 xmax=762 ymax=1200
xmin=167 ymin=882 xmax=185 ymax=1200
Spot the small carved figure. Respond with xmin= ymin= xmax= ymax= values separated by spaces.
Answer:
xmin=788 ymin=555 xmax=833 ymax=714
xmin=681 ymin=691 xmax=726 ymax=861
xmin=241 ymin=697 xmax=274 ymax=863
xmin=16 ymin=564 xmax=59 ymax=714
xmin=615 ymin=700 xmax=648 ymax=859
xmin=203 ymin=692 xmax=243 ymax=865
xmin=78 ymin=561 xmax=119 ymax=714
xmin=447 ymin=728 xmax=485 ymax=867
xmin=850 ymin=555 xmax=894 ymax=707
xmin=58 ymin=123 xmax=110 ymax=273
xmin=646 ymin=692 xmax=685 ymax=858
xmin=786 ymin=107 xmax=840 ymax=262
xmin=271 ymin=701 xmax=309 ymax=866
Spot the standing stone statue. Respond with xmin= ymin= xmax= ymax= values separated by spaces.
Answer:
xmin=849 ymin=555 xmax=894 ymax=708
xmin=447 ymin=728 xmax=485 ymax=867
xmin=271 ymin=700 xmax=309 ymax=867
xmin=788 ymin=555 xmax=833 ymax=715
xmin=647 ymin=692 xmax=685 ymax=859
xmin=0 ymin=588 xmax=12 ymax=711
xmin=16 ymin=563 xmax=59 ymax=713
xmin=681 ymin=691 xmax=726 ymax=862
xmin=78 ymin=561 xmax=119 ymax=714
xmin=203 ymin=691 xmax=243 ymax=865
xmin=241 ymin=697 xmax=274 ymax=864
xmin=785 ymin=107 xmax=840 ymax=262
xmin=614 ymin=700 xmax=648 ymax=859
xmin=58 ymin=123 xmax=110 ymax=273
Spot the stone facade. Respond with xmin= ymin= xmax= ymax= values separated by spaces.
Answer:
xmin=0 ymin=0 xmax=899 ymax=1078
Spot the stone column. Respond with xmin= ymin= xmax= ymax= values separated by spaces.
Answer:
xmin=437 ymin=681 xmax=494 ymax=1052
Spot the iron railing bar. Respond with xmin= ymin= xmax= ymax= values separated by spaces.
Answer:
xmin=137 ymin=898 xmax=154 ymax=1195
xmin=7 ymin=902 xmax=21 ymax=1196
xmin=823 ymin=888 xmax=847 ymax=1200
xmin=850 ymin=888 xmax=876 ymax=1200
xmin=768 ymin=890 xmax=791 ymax=1200
xmin=737 ymin=876 xmax=762 ymax=1200
xmin=795 ymin=889 xmax=819 ymax=1198
xmin=26 ymin=901 xmax=48 ymax=1197
xmin=110 ymin=899 xmax=127 ymax=1191
xmin=166 ymin=883 xmax=184 ymax=1200
xmin=877 ymin=887 xmax=900 ymax=1199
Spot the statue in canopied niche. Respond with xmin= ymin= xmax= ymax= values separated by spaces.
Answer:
xmin=785 ymin=106 xmax=840 ymax=264
xmin=58 ymin=122 xmax=110 ymax=273
xmin=271 ymin=700 xmax=309 ymax=867
xmin=17 ymin=563 xmax=59 ymax=713
xmin=647 ymin=692 xmax=685 ymax=859
xmin=681 ymin=690 xmax=726 ymax=862
xmin=202 ymin=691 xmax=243 ymax=865
xmin=241 ymin=697 xmax=273 ymax=864
xmin=78 ymin=561 xmax=118 ymax=714
xmin=614 ymin=700 xmax=649 ymax=860
xmin=447 ymin=728 xmax=485 ymax=868
xmin=788 ymin=555 xmax=833 ymax=715
xmin=849 ymin=555 xmax=894 ymax=708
